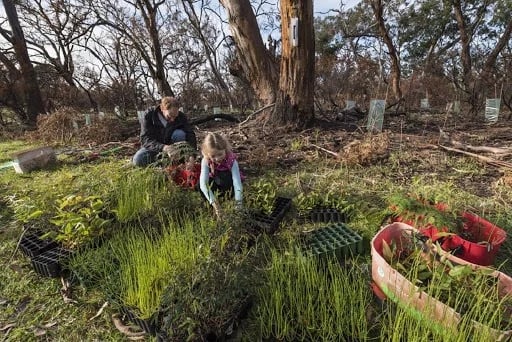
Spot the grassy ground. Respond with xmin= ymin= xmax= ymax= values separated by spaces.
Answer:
xmin=1 ymin=115 xmax=512 ymax=341
xmin=0 ymin=141 xmax=128 ymax=341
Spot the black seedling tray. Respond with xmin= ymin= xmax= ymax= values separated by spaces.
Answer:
xmin=120 ymin=306 xmax=157 ymax=335
xmin=270 ymin=197 xmax=292 ymax=220
xmin=301 ymin=207 xmax=345 ymax=223
xmin=30 ymin=247 xmax=72 ymax=278
xmin=31 ymin=254 xmax=61 ymax=278
xmin=247 ymin=197 xmax=292 ymax=235
xmin=19 ymin=233 xmax=58 ymax=258
xmin=249 ymin=212 xmax=278 ymax=234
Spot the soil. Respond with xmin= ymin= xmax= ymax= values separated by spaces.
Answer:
xmin=188 ymin=111 xmax=512 ymax=194
xmin=65 ymin=109 xmax=512 ymax=196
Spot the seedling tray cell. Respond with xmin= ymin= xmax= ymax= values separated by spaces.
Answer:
xmin=30 ymin=247 xmax=73 ymax=278
xmin=249 ymin=212 xmax=278 ymax=233
xmin=19 ymin=233 xmax=58 ymax=258
xmin=303 ymin=207 xmax=345 ymax=223
xmin=270 ymin=197 xmax=292 ymax=219
xmin=305 ymin=223 xmax=363 ymax=261
xmin=31 ymin=254 xmax=61 ymax=278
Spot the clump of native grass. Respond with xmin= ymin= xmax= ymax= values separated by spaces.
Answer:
xmin=112 ymin=212 xmax=214 ymax=319
xmin=112 ymin=167 xmax=204 ymax=222
xmin=256 ymin=246 xmax=372 ymax=341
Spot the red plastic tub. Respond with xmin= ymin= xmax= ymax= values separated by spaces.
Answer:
xmin=441 ymin=212 xmax=507 ymax=266
xmin=391 ymin=204 xmax=507 ymax=266
xmin=371 ymin=222 xmax=512 ymax=340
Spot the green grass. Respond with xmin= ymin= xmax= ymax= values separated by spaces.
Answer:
xmin=112 ymin=213 xmax=213 ymax=319
xmin=2 ymin=132 xmax=512 ymax=341
xmin=0 ymin=227 xmax=126 ymax=341
xmin=0 ymin=140 xmax=39 ymax=163
xmin=256 ymin=248 xmax=372 ymax=340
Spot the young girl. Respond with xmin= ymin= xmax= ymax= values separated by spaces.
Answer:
xmin=199 ymin=133 xmax=243 ymax=219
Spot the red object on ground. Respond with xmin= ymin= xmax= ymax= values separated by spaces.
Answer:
xmin=167 ymin=163 xmax=201 ymax=189
xmin=418 ymin=225 xmax=448 ymax=243
xmin=390 ymin=200 xmax=507 ymax=266
xmin=371 ymin=222 xmax=512 ymax=340
xmin=440 ymin=212 xmax=507 ymax=266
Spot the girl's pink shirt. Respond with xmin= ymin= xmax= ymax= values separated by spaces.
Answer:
xmin=208 ymin=152 xmax=245 ymax=180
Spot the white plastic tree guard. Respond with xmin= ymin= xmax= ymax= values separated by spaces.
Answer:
xmin=367 ymin=99 xmax=386 ymax=132
xmin=12 ymin=147 xmax=56 ymax=173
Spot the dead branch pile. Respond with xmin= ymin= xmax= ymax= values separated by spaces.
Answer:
xmin=79 ymin=118 xmax=130 ymax=144
xmin=26 ymin=107 xmax=137 ymax=145
xmin=26 ymin=107 xmax=79 ymax=144
xmin=339 ymin=132 xmax=390 ymax=166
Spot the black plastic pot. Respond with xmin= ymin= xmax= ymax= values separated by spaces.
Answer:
xmin=19 ymin=233 xmax=58 ymax=259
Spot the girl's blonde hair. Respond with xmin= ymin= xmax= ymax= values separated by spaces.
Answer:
xmin=201 ymin=132 xmax=232 ymax=158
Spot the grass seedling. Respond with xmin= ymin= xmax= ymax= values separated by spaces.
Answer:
xmin=112 ymin=212 xmax=214 ymax=319
xmin=256 ymin=246 xmax=371 ymax=340
xmin=112 ymin=168 xmax=169 ymax=222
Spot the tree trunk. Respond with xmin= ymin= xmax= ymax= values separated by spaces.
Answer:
xmin=182 ymin=1 xmax=233 ymax=106
xmin=479 ymin=19 xmax=512 ymax=97
xmin=451 ymin=0 xmax=492 ymax=114
xmin=370 ymin=0 xmax=402 ymax=102
xmin=137 ymin=0 xmax=174 ymax=97
xmin=272 ymin=0 xmax=315 ymax=128
xmin=452 ymin=0 xmax=472 ymax=89
xmin=3 ymin=0 xmax=45 ymax=127
xmin=219 ymin=0 xmax=278 ymax=106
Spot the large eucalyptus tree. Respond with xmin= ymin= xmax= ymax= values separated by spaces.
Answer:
xmin=84 ymin=0 xmax=178 ymax=97
xmin=219 ymin=0 xmax=315 ymax=128
xmin=17 ymin=0 xmax=100 ymax=110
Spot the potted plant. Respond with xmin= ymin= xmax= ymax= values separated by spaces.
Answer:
xmin=31 ymin=194 xmax=111 ymax=278
xmin=45 ymin=194 xmax=112 ymax=249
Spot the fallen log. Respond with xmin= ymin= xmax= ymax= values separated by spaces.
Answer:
xmin=439 ymin=145 xmax=512 ymax=169
xmin=439 ymin=129 xmax=512 ymax=155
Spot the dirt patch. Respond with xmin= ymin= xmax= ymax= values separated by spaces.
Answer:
xmin=190 ymin=112 xmax=512 ymax=191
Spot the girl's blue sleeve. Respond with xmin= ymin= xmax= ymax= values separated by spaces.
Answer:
xmin=199 ymin=157 xmax=215 ymax=204
xmin=231 ymin=160 xmax=243 ymax=204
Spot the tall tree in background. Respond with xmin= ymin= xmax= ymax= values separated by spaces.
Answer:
xmin=272 ymin=0 xmax=315 ymax=127
xmin=452 ymin=0 xmax=512 ymax=113
xmin=219 ymin=0 xmax=278 ymax=107
xmin=369 ymin=0 xmax=402 ymax=104
xmin=219 ymin=0 xmax=315 ymax=128
xmin=2 ymin=0 xmax=45 ymax=126
xmin=181 ymin=0 xmax=234 ymax=107
xmin=17 ymin=0 xmax=100 ymax=110
xmin=85 ymin=0 xmax=177 ymax=97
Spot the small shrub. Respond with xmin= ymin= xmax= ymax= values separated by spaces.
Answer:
xmin=45 ymin=194 xmax=112 ymax=249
